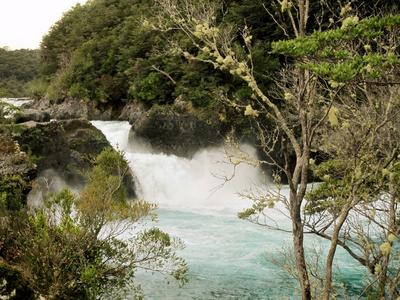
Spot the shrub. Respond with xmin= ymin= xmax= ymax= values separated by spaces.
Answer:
xmin=1 ymin=148 xmax=188 ymax=299
xmin=0 ymin=263 xmax=35 ymax=300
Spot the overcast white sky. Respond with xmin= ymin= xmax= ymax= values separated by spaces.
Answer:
xmin=0 ymin=0 xmax=88 ymax=50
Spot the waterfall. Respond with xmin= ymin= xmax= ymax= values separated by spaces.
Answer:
xmin=90 ymin=121 xmax=289 ymax=299
xmin=1 ymin=98 xmax=33 ymax=118
xmin=1 ymin=97 xmax=33 ymax=107
xmin=91 ymin=120 xmax=362 ymax=300
xmin=91 ymin=120 xmax=263 ymax=215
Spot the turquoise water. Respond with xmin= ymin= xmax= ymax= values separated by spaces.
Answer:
xmin=132 ymin=209 xmax=296 ymax=300
xmin=91 ymin=121 xmax=365 ymax=299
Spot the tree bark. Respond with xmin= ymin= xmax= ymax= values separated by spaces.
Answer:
xmin=291 ymin=196 xmax=312 ymax=299
xmin=322 ymin=204 xmax=352 ymax=300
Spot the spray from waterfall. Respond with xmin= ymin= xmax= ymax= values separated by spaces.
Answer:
xmin=91 ymin=121 xmax=265 ymax=215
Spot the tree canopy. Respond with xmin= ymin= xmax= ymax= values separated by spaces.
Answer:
xmin=3 ymin=0 xmax=400 ymax=298
xmin=0 ymin=48 xmax=39 ymax=97
xmin=38 ymin=0 xmax=280 ymax=114
xmin=150 ymin=0 xmax=400 ymax=298
xmin=37 ymin=0 xmax=398 ymax=116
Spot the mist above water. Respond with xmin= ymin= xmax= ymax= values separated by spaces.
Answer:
xmin=89 ymin=121 xmax=297 ymax=299
xmin=91 ymin=120 xmax=267 ymax=214
xmin=91 ymin=121 xmax=362 ymax=299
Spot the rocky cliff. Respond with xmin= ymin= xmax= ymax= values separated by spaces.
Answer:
xmin=27 ymin=98 xmax=227 ymax=158
xmin=130 ymin=106 xmax=225 ymax=157
xmin=28 ymin=98 xmax=118 ymax=121
xmin=12 ymin=119 xmax=135 ymax=197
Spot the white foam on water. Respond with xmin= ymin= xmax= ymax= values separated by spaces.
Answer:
xmin=91 ymin=120 xmax=363 ymax=299
xmin=91 ymin=121 xmax=297 ymax=298
xmin=92 ymin=120 xmax=273 ymax=216
xmin=1 ymin=97 xmax=33 ymax=107
xmin=90 ymin=120 xmax=132 ymax=150
xmin=126 ymin=149 xmax=264 ymax=216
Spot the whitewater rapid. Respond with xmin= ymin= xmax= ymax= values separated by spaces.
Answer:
xmin=91 ymin=120 xmax=266 ymax=215
xmin=90 ymin=121 xmax=362 ymax=300
xmin=90 ymin=121 xmax=293 ymax=298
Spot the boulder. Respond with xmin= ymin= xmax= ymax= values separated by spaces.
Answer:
xmin=14 ymin=109 xmax=51 ymax=123
xmin=27 ymin=98 xmax=116 ymax=120
xmin=27 ymin=98 xmax=228 ymax=158
xmin=118 ymin=100 xmax=148 ymax=124
xmin=131 ymin=105 xmax=225 ymax=158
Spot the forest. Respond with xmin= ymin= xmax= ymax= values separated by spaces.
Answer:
xmin=2 ymin=0 xmax=400 ymax=299
xmin=0 ymin=47 xmax=39 ymax=97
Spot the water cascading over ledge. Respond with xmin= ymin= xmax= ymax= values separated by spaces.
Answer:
xmin=91 ymin=120 xmax=364 ymax=300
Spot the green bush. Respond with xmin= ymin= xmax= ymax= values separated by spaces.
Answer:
xmin=0 ymin=148 xmax=188 ymax=299
xmin=0 ymin=175 xmax=31 ymax=211
xmin=0 ymin=263 xmax=35 ymax=300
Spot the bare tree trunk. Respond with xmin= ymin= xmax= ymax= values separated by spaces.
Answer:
xmin=322 ymin=204 xmax=352 ymax=299
xmin=379 ymin=183 xmax=397 ymax=298
xmin=298 ymin=0 xmax=308 ymax=37
xmin=285 ymin=126 xmax=312 ymax=299
xmin=291 ymin=196 xmax=312 ymax=299
xmin=292 ymin=59 xmax=313 ymax=300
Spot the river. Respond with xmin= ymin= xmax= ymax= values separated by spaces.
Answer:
xmin=0 ymin=98 xmax=365 ymax=299
xmin=91 ymin=121 xmax=365 ymax=300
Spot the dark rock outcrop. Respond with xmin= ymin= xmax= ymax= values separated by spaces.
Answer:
xmin=13 ymin=119 xmax=135 ymax=197
xmin=27 ymin=98 xmax=228 ymax=158
xmin=14 ymin=109 xmax=51 ymax=123
xmin=118 ymin=100 xmax=148 ymax=124
xmin=27 ymin=98 xmax=116 ymax=120
xmin=119 ymin=101 xmax=226 ymax=157
xmin=14 ymin=119 xmax=104 ymax=187
xmin=0 ymin=151 xmax=36 ymax=185
xmin=133 ymin=108 xmax=224 ymax=157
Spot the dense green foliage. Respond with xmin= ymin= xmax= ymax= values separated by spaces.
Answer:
xmin=38 ymin=0 xmax=279 ymax=115
xmin=2 ymin=0 xmax=400 ymax=298
xmin=36 ymin=0 xmax=396 ymax=119
xmin=150 ymin=0 xmax=400 ymax=298
xmin=0 ymin=122 xmax=33 ymax=212
xmin=0 ymin=263 xmax=35 ymax=300
xmin=0 ymin=48 xmax=39 ymax=97
xmin=0 ymin=148 xmax=188 ymax=299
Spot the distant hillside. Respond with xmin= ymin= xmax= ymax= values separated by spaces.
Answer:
xmin=38 ymin=0 xmax=277 ymax=117
xmin=0 ymin=47 xmax=39 ymax=97
xmin=37 ymin=0 xmax=389 ymax=116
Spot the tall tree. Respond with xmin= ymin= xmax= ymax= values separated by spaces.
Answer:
xmin=151 ymin=0 xmax=322 ymax=298
xmin=288 ymin=17 xmax=400 ymax=298
xmin=151 ymin=0 xmax=400 ymax=298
